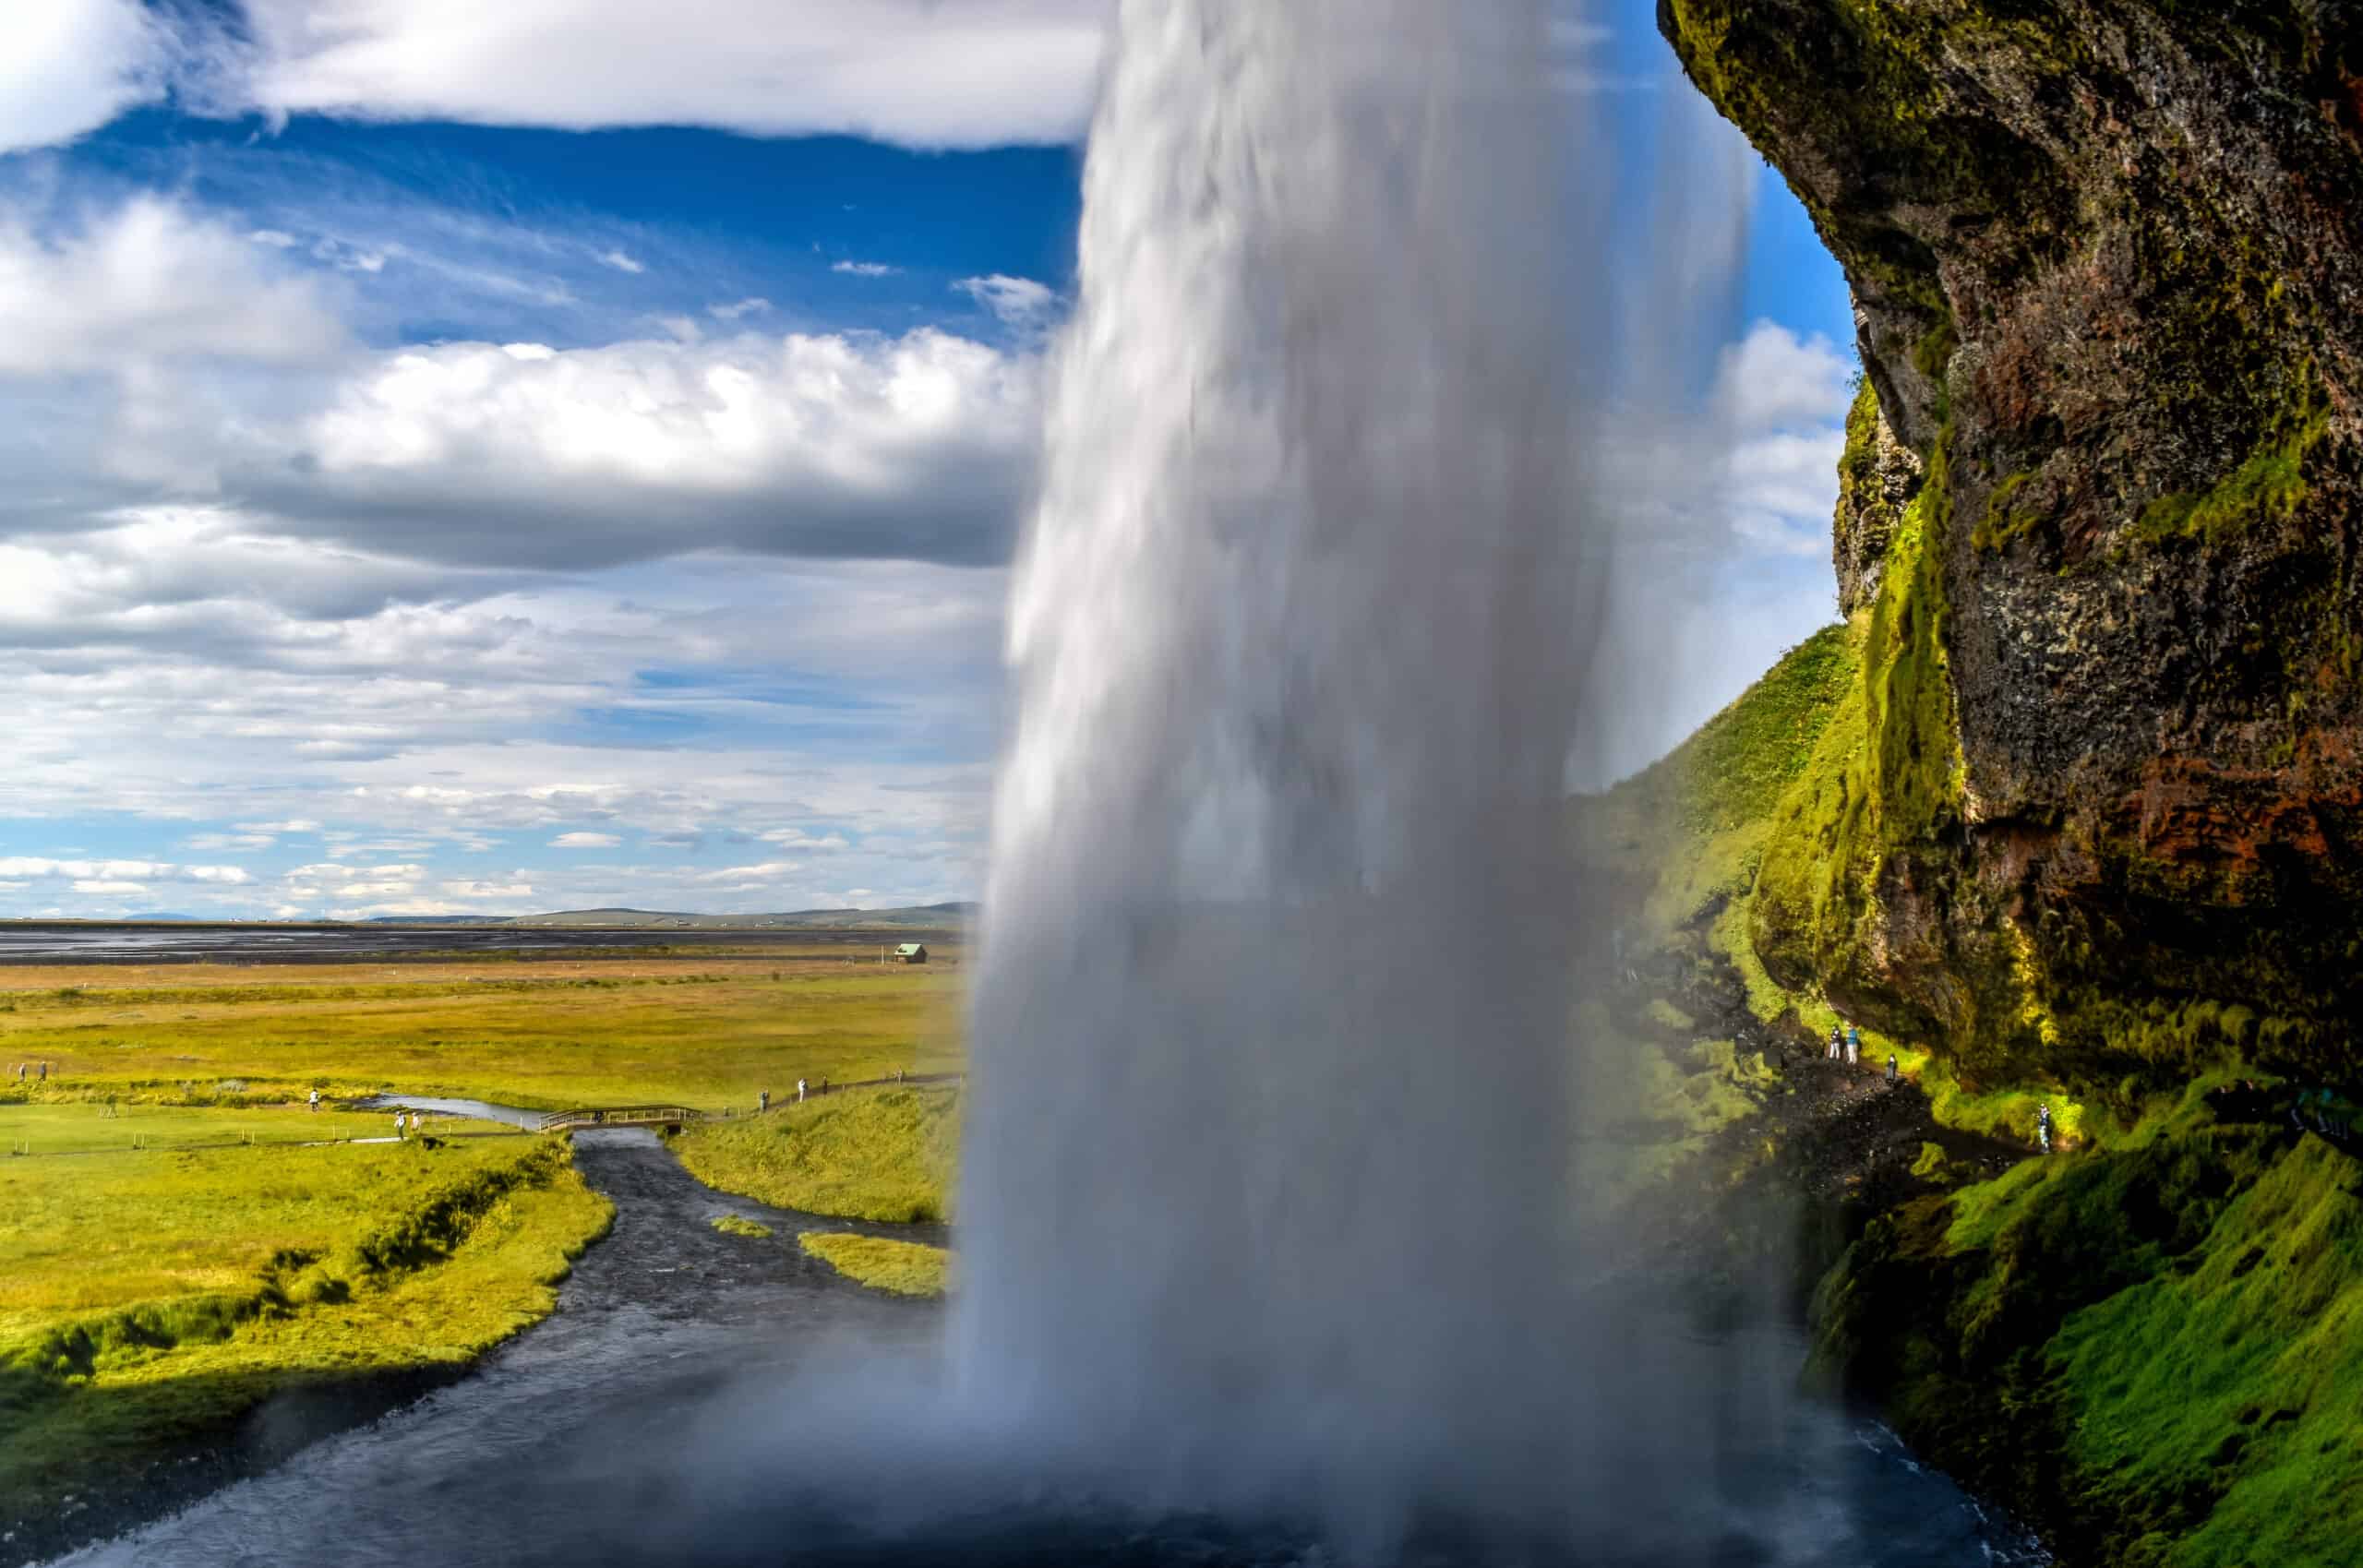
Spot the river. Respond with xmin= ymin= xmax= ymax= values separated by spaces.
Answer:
xmin=40 ymin=1133 xmax=2046 ymax=1568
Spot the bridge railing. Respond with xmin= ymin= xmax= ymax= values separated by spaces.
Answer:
xmin=537 ymin=1105 xmax=697 ymax=1132
xmin=539 ymin=1074 xmax=966 ymax=1133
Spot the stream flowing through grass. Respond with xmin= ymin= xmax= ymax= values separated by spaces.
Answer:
xmin=39 ymin=1131 xmax=2045 ymax=1568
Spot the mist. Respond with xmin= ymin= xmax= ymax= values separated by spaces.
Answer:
xmin=954 ymin=0 xmax=1781 ymax=1555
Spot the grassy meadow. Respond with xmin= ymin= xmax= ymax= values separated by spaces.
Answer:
xmin=0 ymin=944 xmax=963 ymax=1527
xmin=0 ymin=1101 xmax=481 ymax=1156
xmin=0 ymin=948 xmax=964 ymax=1112
xmin=1 ymin=1134 xmax=609 ymax=1518
xmin=672 ymin=1083 xmax=961 ymax=1223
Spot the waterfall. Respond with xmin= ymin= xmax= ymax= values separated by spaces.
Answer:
xmin=952 ymin=0 xmax=1748 ymax=1551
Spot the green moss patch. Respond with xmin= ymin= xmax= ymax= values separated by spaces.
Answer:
xmin=2135 ymin=368 xmax=2330 ymax=546
xmin=709 ymin=1215 xmax=773 ymax=1239
xmin=1819 ymin=1113 xmax=2363 ymax=1566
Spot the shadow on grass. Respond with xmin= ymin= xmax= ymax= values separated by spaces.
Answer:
xmin=0 ymin=1356 xmax=467 ymax=1567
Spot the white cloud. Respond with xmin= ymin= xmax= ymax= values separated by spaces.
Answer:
xmin=954 ymin=273 xmax=1060 ymax=332
xmin=440 ymin=879 xmax=533 ymax=899
xmin=594 ymin=247 xmax=645 ymax=274
xmin=0 ymin=198 xmax=349 ymax=377
xmin=1717 ymin=320 xmax=1857 ymax=436
xmin=832 ymin=261 xmax=900 ymax=278
xmin=757 ymin=827 xmax=850 ymax=852
xmin=708 ymin=297 xmax=771 ymax=321
xmin=72 ymin=880 xmax=150 ymax=896
xmin=249 ymin=326 xmax=1040 ymax=568
xmin=690 ymin=862 xmax=798 ymax=884
xmin=235 ymin=0 xmax=1108 ymax=149
xmin=550 ymin=832 xmax=621 ymax=849
xmin=1713 ymin=322 xmax=1858 ymax=557
xmin=0 ymin=0 xmax=168 ymax=154
xmin=0 ymin=858 xmax=248 ymax=884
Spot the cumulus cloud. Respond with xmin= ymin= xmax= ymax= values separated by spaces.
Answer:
xmin=0 ymin=0 xmax=170 ymax=154
xmin=0 ymin=198 xmax=348 ymax=377
xmin=1717 ymin=319 xmax=1858 ymax=436
xmin=238 ymin=327 xmax=1040 ymax=569
xmin=234 ymin=0 xmax=1107 ymax=149
xmin=954 ymin=273 xmax=1061 ymax=333
xmin=1713 ymin=322 xmax=1857 ymax=557
xmin=550 ymin=832 xmax=620 ymax=848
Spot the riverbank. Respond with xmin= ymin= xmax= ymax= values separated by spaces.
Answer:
xmin=37 ymin=1131 xmax=948 ymax=1568
xmin=43 ymin=1129 xmax=2045 ymax=1568
xmin=0 ymin=1135 xmax=610 ymax=1564
xmin=671 ymin=1083 xmax=960 ymax=1223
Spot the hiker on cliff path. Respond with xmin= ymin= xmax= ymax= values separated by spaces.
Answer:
xmin=1847 ymin=1025 xmax=1861 ymax=1066
xmin=1887 ymin=1053 xmax=1900 ymax=1085
xmin=1827 ymin=1025 xmax=1842 ymax=1061
xmin=798 ymin=1078 xmax=807 ymax=1103
xmin=2036 ymin=1103 xmax=2053 ymax=1155
xmin=760 ymin=1088 xmax=771 ymax=1113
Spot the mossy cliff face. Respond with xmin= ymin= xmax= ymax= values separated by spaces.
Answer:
xmin=1662 ymin=1 xmax=2363 ymax=1084
xmin=1834 ymin=378 xmax=1923 ymax=616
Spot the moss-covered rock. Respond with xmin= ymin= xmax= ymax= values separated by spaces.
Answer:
xmin=1834 ymin=378 xmax=1924 ymax=615
xmin=1811 ymin=1086 xmax=2363 ymax=1567
xmin=1660 ymin=0 xmax=2363 ymax=1083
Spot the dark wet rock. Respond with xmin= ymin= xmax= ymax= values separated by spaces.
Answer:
xmin=1662 ymin=1 xmax=2363 ymax=1084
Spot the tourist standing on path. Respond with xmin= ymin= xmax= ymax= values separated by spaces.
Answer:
xmin=1887 ymin=1053 xmax=1900 ymax=1085
xmin=37 ymin=1061 xmax=46 ymax=1082
xmin=797 ymin=1078 xmax=807 ymax=1103
xmin=395 ymin=1111 xmax=407 ymax=1140
xmin=1827 ymin=1024 xmax=1843 ymax=1061
xmin=759 ymin=1088 xmax=771 ymax=1113
xmin=2036 ymin=1103 xmax=2052 ymax=1155
xmin=1846 ymin=1025 xmax=1862 ymax=1066
xmin=308 ymin=1088 xmax=320 ymax=1113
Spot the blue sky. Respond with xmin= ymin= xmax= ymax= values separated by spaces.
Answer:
xmin=0 ymin=0 xmax=1855 ymax=920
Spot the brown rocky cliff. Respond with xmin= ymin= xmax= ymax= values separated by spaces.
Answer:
xmin=1661 ymin=2 xmax=2363 ymax=1082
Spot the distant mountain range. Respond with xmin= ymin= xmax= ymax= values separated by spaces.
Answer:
xmin=363 ymin=903 xmax=976 ymax=930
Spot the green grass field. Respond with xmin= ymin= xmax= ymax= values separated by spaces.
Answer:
xmin=798 ymin=1232 xmax=951 ymax=1299
xmin=0 ymin=948 xmax=961 ymax=1529
xmin=0 ymin=951 xmax=962 ymax=1112
xmin=0 ymin=1133 xmax=609 ymax=1517
xmin=0 ymin=1101 xmax=493 ymax=1156
xmin=672 ymin=1083 xmax=960 ymax=1222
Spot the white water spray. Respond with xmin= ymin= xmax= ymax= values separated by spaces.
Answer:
xmin=953 ymin=0 xmax=1744 ymax=1550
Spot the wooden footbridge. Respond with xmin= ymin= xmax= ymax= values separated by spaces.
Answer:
xmin=536 ymin=1106 xmax=700 ymax=1134
xmin=534 ymin=1072 xmax=963 ymax=1137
